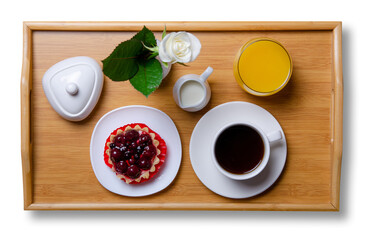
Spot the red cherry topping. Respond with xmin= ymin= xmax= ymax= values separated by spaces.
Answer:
xmin=114 ymin=133 xmax=126 ymax=147
xmin=110 ymin=148 xmax=123 ymax=162
xmin=128 ymin=157 xmax=136 ymax=165
xmin=126 ymin=165 xmax=141 ymax=179
xmin=139 ymin=133 xmax=152 ymax=145
xmin=138 ymin=159 xmax=152 ymax=170
xmin=125 ymin=130 xmax=139 ymax=141
xmin=143 ymin=144 xmax=157 ymax=158
xmin=115 ymin=161 xmax=128 ymax=174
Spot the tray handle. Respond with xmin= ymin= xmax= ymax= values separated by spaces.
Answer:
xmin=21 ymin=22 xmax=33 ymax=209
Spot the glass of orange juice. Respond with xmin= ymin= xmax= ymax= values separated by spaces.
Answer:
xmin=233 ymin=38 xmax=292 ymax=96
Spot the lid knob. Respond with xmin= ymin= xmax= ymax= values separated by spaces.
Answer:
xmin=66 ymin=82 xmax=79 ymax=95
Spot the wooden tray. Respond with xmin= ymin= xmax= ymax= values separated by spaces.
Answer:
xmin=21 ymin=21 xmax=343 ymax=210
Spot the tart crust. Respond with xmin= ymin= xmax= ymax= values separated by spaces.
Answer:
xmin=104 ymin=123 xmax=167 ymax=184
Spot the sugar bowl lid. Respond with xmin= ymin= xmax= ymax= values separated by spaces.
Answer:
xmin=42 ymin=56 xmax=104 ymax=121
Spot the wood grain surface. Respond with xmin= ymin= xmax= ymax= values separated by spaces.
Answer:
xmin=21 ymin=22 xmax=343 ymax=210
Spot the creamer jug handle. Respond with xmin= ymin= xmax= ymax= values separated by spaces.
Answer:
xmin=200 ymin=66 xmax=213 ymax=82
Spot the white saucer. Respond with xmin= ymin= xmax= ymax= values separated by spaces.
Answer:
xmin=90 ymin=106 xmax=182 ymax=197
xmin=189 ymin=101 xmax=287 ymax=199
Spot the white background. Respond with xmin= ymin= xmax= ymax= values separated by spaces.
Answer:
xmin=1 ymin=0 xmax=370 ymax=238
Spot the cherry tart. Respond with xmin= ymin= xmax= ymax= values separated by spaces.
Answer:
xmin=104 ymin=123 xmax=167 ymax=184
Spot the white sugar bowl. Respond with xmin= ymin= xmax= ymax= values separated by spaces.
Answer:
xmin=42 ymin=56 xmax=104 ymax=121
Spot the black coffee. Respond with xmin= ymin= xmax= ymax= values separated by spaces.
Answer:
xmin=214 ymin=124 xmax=264 ymax=174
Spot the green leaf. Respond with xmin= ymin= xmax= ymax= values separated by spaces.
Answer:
xmin=162 ymin=25 xmax=167 ymax=39
xmin=132 ymin=26 xmax=156 ymax=47
xmin=102 ymin=39 xmax=143 ymax=81
xmin=129 ymin=58 xmax=163 ymax=97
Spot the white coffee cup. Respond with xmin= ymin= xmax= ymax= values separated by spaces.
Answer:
xmin=211 ymin=122 xmax=282 ymax=180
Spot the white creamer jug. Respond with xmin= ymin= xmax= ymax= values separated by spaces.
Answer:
xmin=173 ymin=67 xmax=213 ymax=112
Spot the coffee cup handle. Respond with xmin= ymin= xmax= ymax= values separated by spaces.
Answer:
xmin=266 ymin=130 xmax=282 ymax=143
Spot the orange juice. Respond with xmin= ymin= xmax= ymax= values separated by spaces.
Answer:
xmin=233 ymin=38 xmax=292 ymax=96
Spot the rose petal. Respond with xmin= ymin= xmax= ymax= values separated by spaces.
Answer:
xmin=186 ymin=32 xmax=201 ymax=62
xmin=158 ymin=33 xmax=173 ymax=63
xmin=172 ymin=32 xmax=192 ymax=63
xmin=165 ymin=33 xmax=178 ymax=63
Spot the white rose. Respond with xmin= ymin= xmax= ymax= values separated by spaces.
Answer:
xmin=158 ymin=32 xmax=201 ymax=64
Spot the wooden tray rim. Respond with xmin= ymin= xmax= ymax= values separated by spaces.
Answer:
xmin=20 ymin=21 xmax=343 ymax=211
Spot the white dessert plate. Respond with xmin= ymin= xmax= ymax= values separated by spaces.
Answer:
xmin=190 ymin=101 xmax=287 ymax=199
xmin=90 ymin=106 xmax=182 ymax=197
